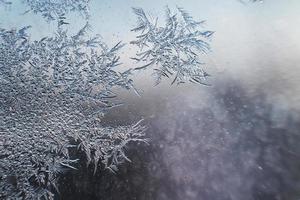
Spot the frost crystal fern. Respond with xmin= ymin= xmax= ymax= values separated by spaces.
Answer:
xmin=23 ymin=0 xmax=90 ymax=20
xmin=131 ymin=7 xmax=213 ymax=85
xmin=0 ymin=0 xmax=90 ymax=21
xmin=0 ymin=24 xmax=145 ymax=199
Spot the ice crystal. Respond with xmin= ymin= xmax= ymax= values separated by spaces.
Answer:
xmin=0 ymin=0 xmax=90 ymax=21
xmin=0 ymin=23 xmax=146 ymax=199
xmin=0 ymin=2 xmax=213 ymax=199
xmin=131 ymin=7 xmax=213 ymax=85
xmin=23 ymin=0 xmax=90 ymax=21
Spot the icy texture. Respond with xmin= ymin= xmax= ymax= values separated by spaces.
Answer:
xmin=239 ymin=0 xmax=263 ymax=3
xmin=0 ymin=24 xmax=145 ymax=199
xmin=0 ymin=0 xmax=89 ymax=21
xmin=0 ymin=0 xmax=11 ymax=5
xmin=0 ymin=2 xmax=212 ymax=199
xmin=131 ymin=7 xmax=213 ymax=85
xmin=22 ymin=0 xmax=90 ymax=21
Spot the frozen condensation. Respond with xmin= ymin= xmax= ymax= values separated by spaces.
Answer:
xmin=131 ymin=7 xmax=213 ymax=85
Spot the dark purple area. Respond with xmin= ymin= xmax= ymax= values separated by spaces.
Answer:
xmin=57 ymin=80 xmax=300 ymax=200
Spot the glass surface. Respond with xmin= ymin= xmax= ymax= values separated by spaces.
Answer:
xmin=1 ymin=1 xmax=300 ymax=199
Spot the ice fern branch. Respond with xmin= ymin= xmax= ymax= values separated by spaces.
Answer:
xmin=22 ymin=0 xmax=90 ymax=21
xmin=131 ymin=7 xmax=213 ymax=85
xmin=0 ymin=0 xmax=90 ymax=21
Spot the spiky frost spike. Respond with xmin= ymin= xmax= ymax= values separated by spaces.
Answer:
xmin=131 ymin=7 xmax=213 ymax=86
xmin=0 ymin=24 xmax=146 ymax=199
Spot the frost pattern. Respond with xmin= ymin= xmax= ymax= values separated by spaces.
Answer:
xmin=0 ymin=2 xmax=212 ymax=199
xmin=0 ymin=24 xmax=146 ymax=199
xmin=0 ymin=0 xmax=90 ymax=21
xmin=131 ymin=7 xmax=213 ymax=85
xmin=23 ymin=0 xmax=90 ymax=20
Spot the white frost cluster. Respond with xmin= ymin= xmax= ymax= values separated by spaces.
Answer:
xmin=0 ymin=23 xmax=146 ymax=199
xmin=0 ymin=1 xmax=213 ymax=199
xmin=22 ymin=0 xmax=90 ymax=20
xmin=131 ymin=7 xmax=213 ymax=85
xmin=0 ymin=0 xmax=90 ymax=21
